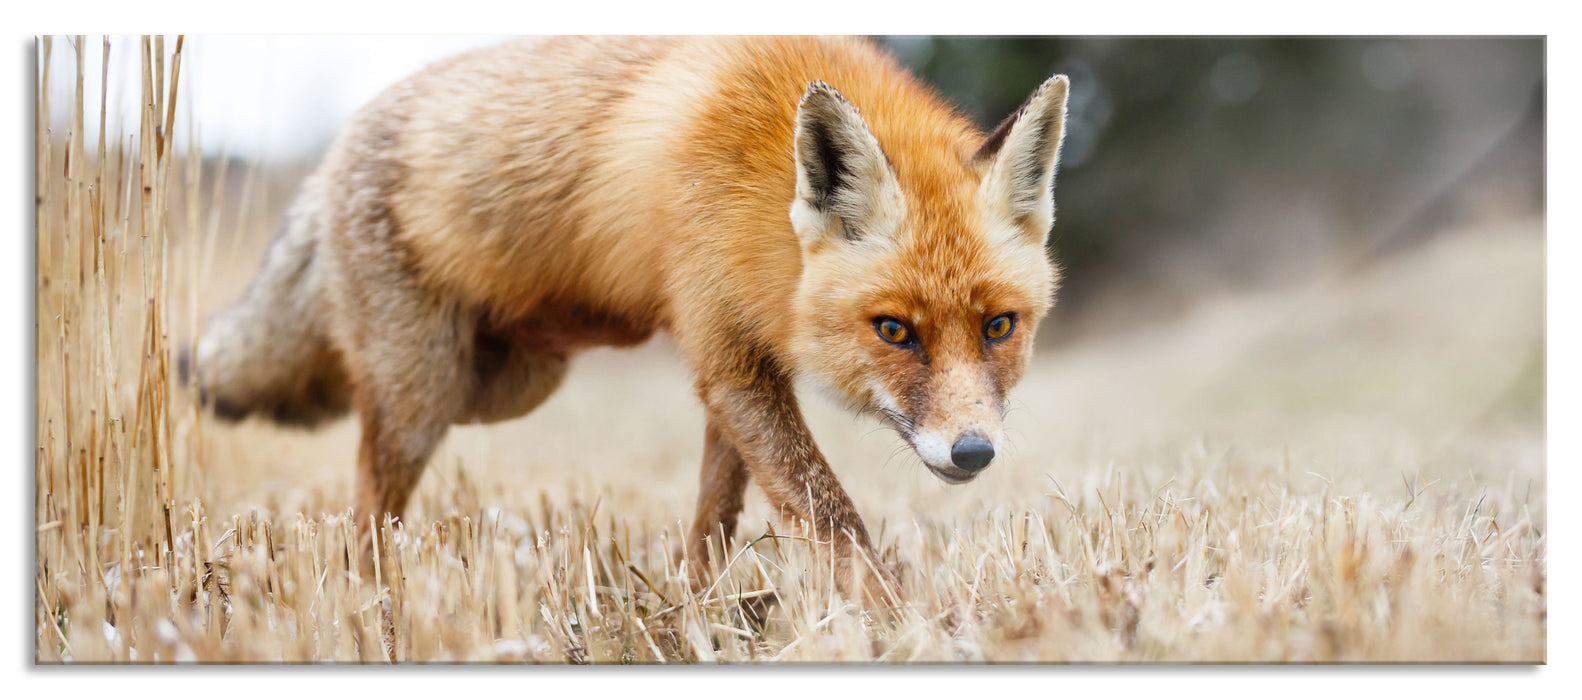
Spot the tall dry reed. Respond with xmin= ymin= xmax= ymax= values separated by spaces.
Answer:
xmin=34 ymin=35 xmax=1545 ymax=664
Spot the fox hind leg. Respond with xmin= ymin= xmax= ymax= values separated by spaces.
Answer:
xmin=324 ymin=219 xmax=471 ymax=544
xmin=343 ymin=296 xmax=470 ymax=533
xmin=348 ymin=311 xmax=573 ymax=574
xmin=340 ymin=298 xmax=572 ymax=555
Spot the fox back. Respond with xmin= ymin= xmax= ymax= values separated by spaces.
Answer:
xmin=189 ymin=37 xmax=1068 ymax=600
xmin=380 ymin=37 xmax=1064 ymax=473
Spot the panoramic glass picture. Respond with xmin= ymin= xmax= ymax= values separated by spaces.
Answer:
xmin=34 ymin=35 xmax=1543 ymax=663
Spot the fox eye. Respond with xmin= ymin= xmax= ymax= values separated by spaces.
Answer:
xmin=984 ymin=314 xmax=1015 ymax=341
xmin=874 ymin=317 xmax=913 ymax=345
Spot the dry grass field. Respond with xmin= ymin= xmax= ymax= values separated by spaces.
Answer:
xmin=34 ymin=36 xmax=1545 ymax=663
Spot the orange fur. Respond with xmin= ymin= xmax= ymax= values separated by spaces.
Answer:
xmin=190 ymin=36 xmax=1070 ymax=608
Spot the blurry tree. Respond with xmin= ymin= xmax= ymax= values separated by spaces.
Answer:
xmin=878 ymin=37 xmax=1543 ymax=333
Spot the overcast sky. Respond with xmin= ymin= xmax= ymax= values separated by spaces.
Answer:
xmin=43 ymin=35 xmax=511 ymax=162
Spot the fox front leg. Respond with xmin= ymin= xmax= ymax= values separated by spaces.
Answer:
xmin=698 ymin=368 xmax=900 ymax=611
xmin=685 ymin=418 xmax=751 ymax=579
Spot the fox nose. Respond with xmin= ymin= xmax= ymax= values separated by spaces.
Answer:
xmin=950 ymin=435 xmax=995 ymax=472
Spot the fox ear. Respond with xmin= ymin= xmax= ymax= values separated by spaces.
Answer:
xmin=973 ymin=74 xmax=1070 ymax=243
xmin=790 ymin=81 xmax=904 ymax=247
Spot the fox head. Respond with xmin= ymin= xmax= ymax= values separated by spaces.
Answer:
xmin=788 ymin=75 xmax=1068 ymax=484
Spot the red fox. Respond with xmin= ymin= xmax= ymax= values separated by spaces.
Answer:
xmin=186 ymin=36 xmax=1067 ymax=605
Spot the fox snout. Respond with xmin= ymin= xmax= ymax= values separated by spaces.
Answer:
xmin=862 ymin=359 xmax=1014 ymax=484
xmin=907 ymin=426 xmax=1003 ymax=484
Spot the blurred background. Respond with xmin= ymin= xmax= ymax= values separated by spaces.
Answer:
xmin=37 ymin=34 xmax=1546 ymax=505
xmin=40 ymin=35 xmax=1544 ymax=452
xmin=884 ymin=37 xmax=1544 ymax=338
xmin=55 ymin=35 xmax=1536 ymax=342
